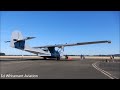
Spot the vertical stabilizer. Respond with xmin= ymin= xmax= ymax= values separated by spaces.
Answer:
xmin=10 ymin=31 xmax=25 ymax=50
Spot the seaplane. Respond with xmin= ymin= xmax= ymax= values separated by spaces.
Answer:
xmin=5 ymin=31 xmax=111 ymax=60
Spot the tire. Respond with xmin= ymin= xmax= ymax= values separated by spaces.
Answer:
xmin=56 ymin=57 xmax=60 ymax=60
xmin=43 ymin=57 xmax=47 ymax=60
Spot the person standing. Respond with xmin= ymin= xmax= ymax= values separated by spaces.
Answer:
xmin=80 ymin=54 xmax=83 ymax=59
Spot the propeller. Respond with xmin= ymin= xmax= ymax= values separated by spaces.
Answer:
xmin=57 ymin=46 xmax=64 ymax=52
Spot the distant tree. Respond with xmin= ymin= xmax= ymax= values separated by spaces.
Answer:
xmin=0 ymin=53 xmax=5 ymax=56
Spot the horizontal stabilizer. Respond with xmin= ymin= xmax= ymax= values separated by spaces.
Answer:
xmin=13 ymin=37 xmax=36 ymax=41
xmin=4 ymin=41 xmax=10 ymax=43
xmin=25 ymin=37 xmax=36 ymax=40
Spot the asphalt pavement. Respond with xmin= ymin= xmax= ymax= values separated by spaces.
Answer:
xmin=0 ymin=59 xmax=119 ymax=79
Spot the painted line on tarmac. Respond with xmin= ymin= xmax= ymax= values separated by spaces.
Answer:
xmin=92 ymin=62 xmax=119 ymax=79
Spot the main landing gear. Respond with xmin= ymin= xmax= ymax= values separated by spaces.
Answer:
xmin=43 ymin=57 xmax=60 ymax=60
xmin=56 ymin=57 xmax=60 ymax=60
xmin=43 ymin=57 xmax=47 ymax=60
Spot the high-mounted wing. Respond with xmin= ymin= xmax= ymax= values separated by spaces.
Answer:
xmin=33 ymin=40 xmax=111 ymax=48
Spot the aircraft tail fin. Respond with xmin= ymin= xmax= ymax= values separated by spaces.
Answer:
xmin=10 ymin=31 xmax=35 ymax=50
xmin=10 ymin=31 xmax=25 ymax=49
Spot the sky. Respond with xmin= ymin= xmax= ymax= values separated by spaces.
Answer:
xmin=0 ymin=11 xmax=119 ymax=55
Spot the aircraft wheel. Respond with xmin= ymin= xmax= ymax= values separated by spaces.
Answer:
xmin=56 ymin=57 xmax=60 ymax=60
xmin=43 ymin=57 xmax=47 ymax=60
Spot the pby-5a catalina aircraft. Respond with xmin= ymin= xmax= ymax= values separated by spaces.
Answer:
xmin=5 ymin=31 xmax=111 ymax=60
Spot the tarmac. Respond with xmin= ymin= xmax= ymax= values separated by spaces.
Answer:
xmin=0 ymin=58 xmax=120 ymax=79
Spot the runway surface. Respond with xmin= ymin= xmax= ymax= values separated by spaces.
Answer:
xmin=0 ymin=59 xmax=119 ymax=79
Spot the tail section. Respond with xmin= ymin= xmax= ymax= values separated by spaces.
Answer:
xmin=10 ymin=31 xmax=25 ymax=50
xmin=9 ymin=31 xmax=47 ymax=55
